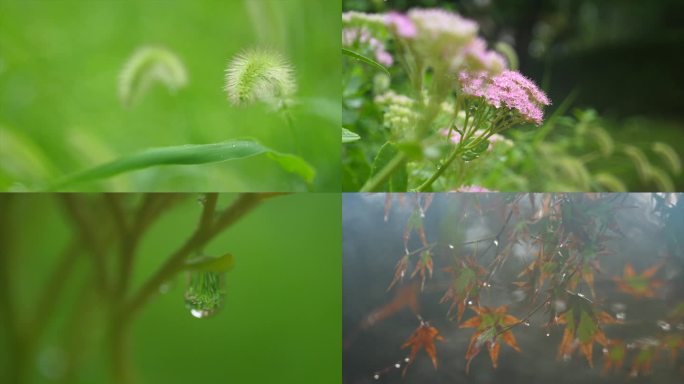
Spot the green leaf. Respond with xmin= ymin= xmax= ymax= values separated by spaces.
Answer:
xmin=342 ymin=127 xmax=361 ymax=143
xmin=342 ymin=48 xmax=390 ymax=76
xmin=371 ymin=142 xmax=407 ymax=192
xmin=49 ymin=139 xmax=315 ymax=190
xmin=265 ymin=151 xmax=316 ymax=185
xmin=184 ymin=254 xmax=235 ymax=273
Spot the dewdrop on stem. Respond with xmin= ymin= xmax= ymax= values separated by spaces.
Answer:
xmin=224 ymin=48 xmax=296 ymax=108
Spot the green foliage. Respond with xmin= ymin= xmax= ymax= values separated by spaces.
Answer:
xmin=0 ymin=0 xmax=340 ymax=191
xmin=50 ymin=140 xmax=315 ymax=191
xmin=342 ymin=48 xmax=391 ymax=76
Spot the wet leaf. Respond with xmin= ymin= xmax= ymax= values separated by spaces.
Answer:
xmin=613 ymin=262 xmax=664 ymax=299
xmin=401 ymin=322 xmax=444 ymax=376
xmin=460 ymin=305 xmax=521 ymax=372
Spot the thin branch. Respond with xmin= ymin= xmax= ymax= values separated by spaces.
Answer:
xmin=125 ymin=193 xmax=265 ymax=318
xmin=59 ymin=195 xmax=109 ymax=295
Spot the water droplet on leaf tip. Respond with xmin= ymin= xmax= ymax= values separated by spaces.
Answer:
xmin=394 ymin=363 xmax=401 ymax=369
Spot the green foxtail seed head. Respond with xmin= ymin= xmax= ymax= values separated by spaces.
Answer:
xmin=118 ymin=46 xmax=188 ymax=106
xmin=224 ymin=48 xmax=296 ymax=107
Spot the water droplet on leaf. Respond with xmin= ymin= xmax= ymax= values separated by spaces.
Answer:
xmin=184 ymin=270 xmax=226 ymax=319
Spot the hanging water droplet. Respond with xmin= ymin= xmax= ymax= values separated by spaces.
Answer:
xmin=545 ymin=332 xmax=550 ymax=337
xmin=616 ymin=312 xmax=626 ymax=321
xmin=493 ymin=239 xmax=499 ymax=246
xmin=522 ymin=320 xmax=530 ymax=327
xmin=184 ymin=270 xmax=226 ymax=319
xmin=467 ymin=300 xmax=473 ymax=305
xmin=448 ymin=244 xmax=454 ymax=249
xmin=656 ymin=320 xmax=671 ymax=331
xmin=394 ymin=363 xmax=401 ymax=369
xmin=404 ymin=357 xmax=410 ymax=363
xmin=373 ymin=373 xmax=380 ymax=380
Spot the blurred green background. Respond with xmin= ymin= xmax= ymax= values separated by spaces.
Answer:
xmin=0 ymin=193 xmax=341 ymax=383
xmin=0 ymin=0 xmax=341 ymax=192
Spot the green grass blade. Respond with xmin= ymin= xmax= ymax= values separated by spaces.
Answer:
xmin=50 ymin=139 xmax=315 ymax=190
xmin=342 ymin=48 xmax=390 ymax=76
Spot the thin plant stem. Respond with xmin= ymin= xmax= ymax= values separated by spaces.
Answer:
xmin=359 ymin=152 xmax=408 ymax=192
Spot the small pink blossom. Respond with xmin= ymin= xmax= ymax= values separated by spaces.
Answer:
xmin=455 ymin=185 xmax=492 ymax=192
xmin=385 ymin=12 xmax=416 ymax=38
xmin=459 ymin=70 xmax=551 ymax=125
xmin=342 ymin=27 xmax=393 ymax=67
xmin=375 ymin=49 xmax=393 ymax=66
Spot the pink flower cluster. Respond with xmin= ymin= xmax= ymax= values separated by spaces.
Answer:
xmin=384 ymin=9 xmax=504 ymax=74
xmin=342 ymin=27 xmax=393 ymax=67
xmin=459 ymin=70 xmax=551 ymax=125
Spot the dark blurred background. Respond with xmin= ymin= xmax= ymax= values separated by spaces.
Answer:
xmin=345 ymin=0 xmax=684 ymax=118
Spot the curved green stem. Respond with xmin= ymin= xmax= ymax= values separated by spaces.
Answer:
xmin=359 ymin=152 xmax=407 ymax=192
xmin=414 ymin=145 xmax=466 ymax=192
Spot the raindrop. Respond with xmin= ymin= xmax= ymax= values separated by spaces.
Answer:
xmin=373 ymin=373 xmax=380 ymax=380
xmin=184 ymin=270 xmax=226 ymax=319
xmin=577 ymin=292 xmax=586 ymax=299
xmin=467 ymin=300 xmax=473 ymax=305
xmin=522 ymin=320 xmax=530 ymax=327
xmin=400 ymin=271 xmax=405 ymax=278
xmin=616 ymin=312 xmax=626 ymax=321
xmin=448 ymin=244 xmax=454 ymax=249
xmin=545 ymin=332 xmax=550 ymax=337
xmin=656 ymin=320 xmax=671 ymax=331
xmin=493 ymin=239 xmax=499 ymax=246
xmin=404 ymin=357 xmax=410 ymax=363
xmin=395 ymin=363 xmax=401 ymax=369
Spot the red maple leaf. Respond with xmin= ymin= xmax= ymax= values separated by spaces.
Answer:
xmin=613 ymin=263 xmax=663 ymax=299
xmin=401 ymin=321 xmax=444 ymax=376
xmin=460 ymin=305 xmax=521 ymax=373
